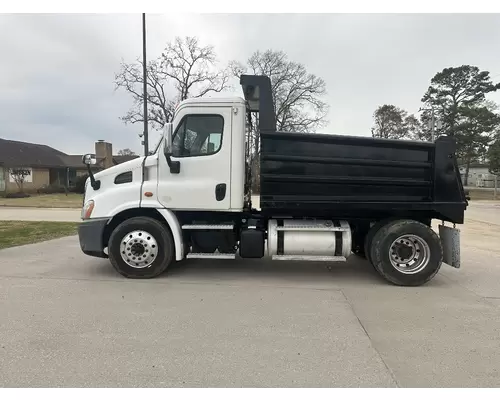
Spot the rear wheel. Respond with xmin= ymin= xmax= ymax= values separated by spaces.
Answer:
xmin=369 ymin=219 xmax=443 ymax=286
xmin=108 ymin=217 xmax=174 ymax=279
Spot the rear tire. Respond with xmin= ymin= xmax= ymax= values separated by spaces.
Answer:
xmin=364 ymin=220 xmax=391 ymax=264
xmin=108 ymin=217 xmax=174 ymax=279
xmin=369 ymin=219 xmax=443 ymax=286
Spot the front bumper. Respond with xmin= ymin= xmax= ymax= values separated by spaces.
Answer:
xmin=78 ymin=218 xmax=110 ymax=258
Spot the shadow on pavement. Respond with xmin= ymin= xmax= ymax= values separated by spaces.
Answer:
xmin=89 ymin=254 xmax=391 ymax=288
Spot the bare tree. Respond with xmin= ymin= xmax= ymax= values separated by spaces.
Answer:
xmin=115 ymin=36 xmax=230 ymax=131
xmin=231 ymin=50 xmax=329 ymax=193
xmin=162 ymin=37 xmax=230 ymax=101
xmin=115 ymin=58 xmax=176 ymax=130
xmin=231 ymin=50 xmax=329 ymax=134
xmin=9 ymin=168 xmax=31 ymax=193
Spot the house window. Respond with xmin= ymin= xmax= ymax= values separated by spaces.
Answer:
xmin=172 ymin=115 xmax=224 ymax=158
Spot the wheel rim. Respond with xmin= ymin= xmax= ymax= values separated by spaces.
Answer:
xmin=119 ymin=230 xmax=158 ymax=268
xmin=388 ymin=234 xmax=431 ymax=274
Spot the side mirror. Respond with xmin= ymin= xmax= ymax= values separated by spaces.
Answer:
xmin=163 ymin=123 xmax=180 ymax=174
xmin=81 ymin=154 xmax=100 ymax=190
xmin=82 ymin=154 xmax=97 ymax=165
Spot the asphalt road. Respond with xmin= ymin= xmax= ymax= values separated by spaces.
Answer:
xmin=1 ymin=202 xmax=500 ymax=387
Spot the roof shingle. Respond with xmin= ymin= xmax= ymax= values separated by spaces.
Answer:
xmin=0 ymin=138 xmax=66 ymax=168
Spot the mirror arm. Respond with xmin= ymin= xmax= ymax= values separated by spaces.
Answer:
xmin=164 ymin=151 xmax=172 ymax=165
xmin=86 ymin=164 xmax=100 ymax=190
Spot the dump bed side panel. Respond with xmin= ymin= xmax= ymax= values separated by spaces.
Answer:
xmin=259 ymin=131 xmax=467 ymax=223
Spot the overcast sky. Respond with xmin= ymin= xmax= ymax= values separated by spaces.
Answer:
xmin=1 ymin=13 xmax=500 ymax=155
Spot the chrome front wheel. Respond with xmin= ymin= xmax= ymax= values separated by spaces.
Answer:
xmin=108 ymin=217 xmax=174 ymax=279
xmin=120 ymin=230 xmax=159 ymax=268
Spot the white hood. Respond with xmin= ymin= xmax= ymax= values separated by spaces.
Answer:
xmin=94 ymin=156 xmax=145 ymax=180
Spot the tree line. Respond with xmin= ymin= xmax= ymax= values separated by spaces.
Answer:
xmin=115 ymin=39 xmax=500 ymax=187
xmin=371 ymin=65 xmax=500 ymax=184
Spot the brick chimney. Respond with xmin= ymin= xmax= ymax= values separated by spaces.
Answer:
xmin=95 ymin=140 xmax=113 ymax=169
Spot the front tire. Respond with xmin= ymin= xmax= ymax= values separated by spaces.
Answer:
xmin=370 ymin=219 xmax=443 ymax=286
xmin=108 ymin=217 xmax=174 ymax=279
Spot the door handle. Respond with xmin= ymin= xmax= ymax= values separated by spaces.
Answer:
xmin=215 ymin=183 xmax=226 ymax=201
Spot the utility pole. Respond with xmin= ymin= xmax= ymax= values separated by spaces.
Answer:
xmin=419 ymin=106 xmax=436 ymax=142
xmin=430 ymin=107 xmax=435 ymax=142
xmin=142 ymin=13 xmax=149 ymax=156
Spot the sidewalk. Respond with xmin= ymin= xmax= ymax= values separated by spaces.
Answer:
xmin=0 ymin=207 xmax=80 ymax=222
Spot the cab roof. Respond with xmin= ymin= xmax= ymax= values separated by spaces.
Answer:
xmin=178 ymin=96 xmax=246 ymax=106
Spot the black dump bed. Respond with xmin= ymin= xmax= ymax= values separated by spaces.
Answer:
xmin=240 ymin=75 xmax=468 ymax=224
xmin=260 ymin=132 xmax=467 ymax=223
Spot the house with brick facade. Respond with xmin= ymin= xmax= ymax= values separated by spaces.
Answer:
xmin=0 ymin=138 xmax=137 ymax=194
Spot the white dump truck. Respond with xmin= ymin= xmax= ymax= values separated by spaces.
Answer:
xmin=78 ymin=75 xmax=466 ymax=286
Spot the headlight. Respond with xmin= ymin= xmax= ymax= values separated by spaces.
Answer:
xmin=81 ymin=200 xmax=95 ymax=220
xmin=82 ymin=177 xmax=90 ymax=206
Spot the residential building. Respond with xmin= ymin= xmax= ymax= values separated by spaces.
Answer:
xmin=458 ymin=163 xmax=496 ymax=187
xmin=0 ymin=138 xmax=137 ymax=194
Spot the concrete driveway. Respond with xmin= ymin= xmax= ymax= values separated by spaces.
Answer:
xmin=1 ymin=203 xmax=500 ymax=387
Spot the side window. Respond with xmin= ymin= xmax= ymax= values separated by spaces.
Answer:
xmin=172 ymin=115 xmax=224 ymax=157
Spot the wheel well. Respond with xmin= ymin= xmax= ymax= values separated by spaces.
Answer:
xmin=103 ymin=208 xmax=172 ymax=248
xmin=352 ymin=217 xmax=431 ymax=251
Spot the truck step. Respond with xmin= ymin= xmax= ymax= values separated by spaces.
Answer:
xmin=272 ymin=255 xmax=347 ymax=262
xmin=182 ymin=224 xmax=234 ymax=230
xmin=276 ymin=225 xmax=349 ymax=232
xmin=186 ymin=253 xmax=236 ymax=260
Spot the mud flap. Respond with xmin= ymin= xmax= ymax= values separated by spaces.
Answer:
xmin=439 ymin=224 xmax=460 ymax=269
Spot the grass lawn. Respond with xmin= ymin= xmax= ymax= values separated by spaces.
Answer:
xmin=0 ymin=193 xmax=83 ymax=208
xmin=0 ymin=221 xmax=79 ymax=250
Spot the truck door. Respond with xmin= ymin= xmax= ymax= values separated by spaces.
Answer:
xmin=157 ymin=106 xmax=232 ymax=211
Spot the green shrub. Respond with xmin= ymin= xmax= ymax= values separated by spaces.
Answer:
xmin=37 ymin=185 xmax=67 ymax=194
xmin=5 ymin=192 xmax=31 ymax=198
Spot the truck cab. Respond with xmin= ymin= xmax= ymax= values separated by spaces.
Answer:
xmin=154 ymin=97 xmax=247 ymax=211
xmin=78 ymin=75 xmax=466 ymax=286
